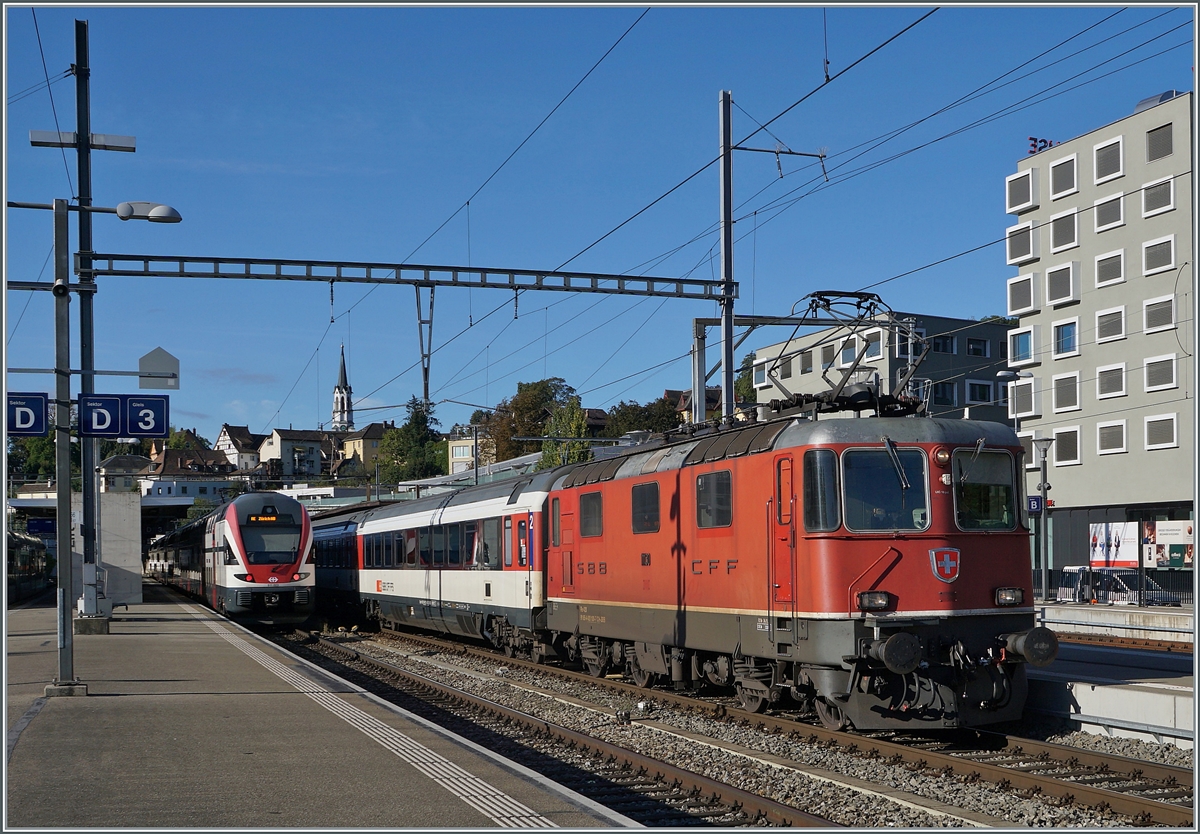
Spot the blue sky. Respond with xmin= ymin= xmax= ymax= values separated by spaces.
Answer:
xmin=5 ymin=5 xmax=1195 ymax=445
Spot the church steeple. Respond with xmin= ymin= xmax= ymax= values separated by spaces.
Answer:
xmin=331 ymin=344 xmax=354 ymax=431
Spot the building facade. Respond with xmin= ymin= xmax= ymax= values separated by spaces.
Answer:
xmin=213 ymin=424 xmax=268 ymax=471
xmin=752 ymin=314 xmax=1014 ymax=424
xmin=1002 ymin=90 xmax=1194 ymax=574
xmin=341 ymin=421 xmax=394 ymax=473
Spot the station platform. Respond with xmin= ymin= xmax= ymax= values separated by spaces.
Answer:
xmin=1029 ymin=603 xmax=1194 ymax=749
xmin=5 ymin=583 xmax=636 ymax=829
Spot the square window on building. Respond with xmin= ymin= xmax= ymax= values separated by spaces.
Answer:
xmin=1050 ymin=209 xmax=1078 ymax=252
xmin=1005 ymin=169 xmax=1038 ymax=213
xmin=1144 ymin=413 xmax=1177 ymax=450
xmin=932 ymin=381 xmax=957 ymax=407
xmin=1143 ymin=236 xmax=1174 ymax=275
xmin=1009 ymin=379 xmax=1040 ymax=418
xmin=1143 ymin=295 xmax=1175 ymax=333
xmin=1017 ymin=432 xmax=1038 ymax=470
xmin=1093 ymin=193 xmax=1124 ymax=232
xmin=1045 ymin=262 xmax=1079 ymax=306
xmin=966 ymin=337 xmax=989 ymax=357
xmin=821 ymin=344 xmax=835 ymax=370
xmin=840 ymin=337 xmax=859 ymax=366
xmin=966 ymin=381 xmax=993 ymax=405
xmin=754 ymin=364 xmax=766 ymax=386
xmin=200 ymin=486 xmax=208 ymax=494
xmin=1051 ymin=319 xmax=1078 ymax=358
xmin=1142 ymin=177 xmax=1174 ymax=217
xmin=1049 ymin=154 xmax=1077 ymax=199
xmin=1095 ymin=307 xmax=1125 ymax=343
xmin=1009 ymin=327 xmax=1037 ymax=366
xmin=779 ymin=356 xmax=793 ymax=379
xmin=1053 ymin=427 xmax=1081 ymax=466
xmin=1093 ymin=136 xmax=1123 ymax=183
xmin=1094 ymin=250 xmax=1124 ymax=287
xmin=1097 ymin=420 xmax=1127 ymax=455
xmin=931 ymin=334 xmax=955 ymax=354
xmin=1007 ymin=273 xmax=1037 ymax=315
xmin=1052 ymin=373 xmax=1080 ymax=412
xmin=1096 ymin=363 xmax=1126 ymax=400
xmin=1006 ymin=223 xmax=1036 ymax=265
xmin=1144 ymin=354 xmax=1177 ymax=391
xmin=800 ymin=350 xmax=813 ymax=374
xmin=1146 ymin=123 xmax=1172 ymax=162
xmin=864 ymin=330 xmax=883 ymax=360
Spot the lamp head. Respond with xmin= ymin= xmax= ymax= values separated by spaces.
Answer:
xmin=116 ymin=201 xmax=182 ymax=223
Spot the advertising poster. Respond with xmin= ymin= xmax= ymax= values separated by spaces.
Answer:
xmin=1142 ymin=521 xmax=1194 ymax=568
xmin=1088 ymin=521 xmax=1139 ymax=568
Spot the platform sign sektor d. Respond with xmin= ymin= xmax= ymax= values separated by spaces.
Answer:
xmin=77 ymin=394 xmax=169 ymax=438
xmin=6 ymin=392 xmax=49 ymax=436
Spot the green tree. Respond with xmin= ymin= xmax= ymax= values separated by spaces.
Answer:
xmin=602 ymin=397 xmax=680 ymax=437
xmin=166 ymin=427 xmax=212 ymax=450
xmin=490 ymin=378 xmax=576 ymax=462
xmin=378 ymin=398 xmax=445 ymax=483
xmin=980 ymin=314 xmax=1019 ymax=327
xmin=6 ymin=435 xmax=79 ymax=487
xmin=538 ymin=396 xmax=591 ymax=470
xmin=186 ymin=498 xmax=219 ymax=522
xmin=734 ymin=352 xmax=756 ymax=406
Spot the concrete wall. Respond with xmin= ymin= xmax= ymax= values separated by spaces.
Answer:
xmin=70 ymin=492 xmax=144 ymax=611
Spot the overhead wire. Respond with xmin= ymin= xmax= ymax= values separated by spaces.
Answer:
xmin=30 ymin=9 xmax=74 ymax=200
xmin=7 ymin=67 xmax=71 ymax=105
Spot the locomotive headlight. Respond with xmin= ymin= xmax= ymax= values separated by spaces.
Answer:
xmin=933 ymin=447 xmax=951 ymax=466
xmin=234 ymin=574 xmax=255 ymax=583
xmin=857 ymin=591 xmax=892 ymax=611
xmin=292 ymin=572 xmax=309 ymax=581
xmin=995 ymin=587 xmax=1024 ymax=606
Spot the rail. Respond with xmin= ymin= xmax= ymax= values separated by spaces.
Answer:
xmin=1039 ymin=616 xmax=1194 ymax=635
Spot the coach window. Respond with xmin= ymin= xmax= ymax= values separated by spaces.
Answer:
xmin=696 ymin=470 xmax=732 ymax=528
xmin=364 ymin=535 xmax=374 ymax=567
xmin=551 ymin=498 xmax=561 ymax=546
xmin=447 ymin=524 xmax=462 ymax=566
xmin=503 ymin=518 xmax=513 ymax=566
xmin=843 ymin=447 xmax=930 ymax=532
xmin=419 ymin=529 xmax=432 ymax=567
xmin=631 ymin=482 xmax=660 ymax=533
xmin=517 ymin=519 xmax=528 ymax=566
xmin=952 ymin=449 xmax=1017 ymax=531
xmin=463 ymin=523 xmax=477 ymax=567
xmin=482 ymin=518 xmax=501 ymax=569
xmin=383 ymin=533 xmax=393 ymax=568
xmin=803 ymin=450 xmax=840 ymax=532
xmin=433 ymin=526 xmax=446 ymax=565
xmin=580 ymin=492 xmax=604 ymax=537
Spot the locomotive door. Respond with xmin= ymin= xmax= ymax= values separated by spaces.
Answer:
xmin=559 ymin=507 xmax=575 ymax=595
xmin=770 ymin=456 xmax=796 ymax=611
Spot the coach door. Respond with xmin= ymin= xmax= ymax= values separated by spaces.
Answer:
xmin=770 ymin=456 xmax=796 ymax=611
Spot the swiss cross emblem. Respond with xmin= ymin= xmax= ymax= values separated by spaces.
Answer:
xmin=929 ymin=548 xmax=960 ymax=583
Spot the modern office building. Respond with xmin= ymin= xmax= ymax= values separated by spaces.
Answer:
xmin=752 ymin=313 xmax=1013 ymax=424
xmin=1002 ymin=90 xmax=1194 ymax=574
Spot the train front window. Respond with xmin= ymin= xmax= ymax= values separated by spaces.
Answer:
xmin=952 ymin=449 xmax=1017 ymax=531
xmin=803 ymin=449 xmax=840 ymax=532
xmin=843 ymin=449 xmax=929 ymax=532
xmin=240 ymin=526 xmax=301 ymax=564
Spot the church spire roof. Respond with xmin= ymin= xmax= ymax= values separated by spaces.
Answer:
xmin=337 ymin=344 xmax=349 ymax=389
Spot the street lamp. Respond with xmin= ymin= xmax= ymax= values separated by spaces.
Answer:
xmin=1032 ymin=436 xmax=1056 ymax=604
xmin=995 ymin=370 xmax=1033 ymax=434
xmin=7 ymin=196 xmax=180 ymax=696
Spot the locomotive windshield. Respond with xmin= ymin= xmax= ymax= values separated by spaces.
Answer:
xmin=240 ymin=526 xmax=301 ymax=564
xmin=843 ymin=448 xmax=929 ymax=532
xmin=952 ymin=450 xmax=1017 ymax=531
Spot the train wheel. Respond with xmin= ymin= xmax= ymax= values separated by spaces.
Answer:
xmin=504 ymin=642 xmax=517 ymax=658
xmin=631 ymin=666 xmax=657 ymax=688
xmin=735 ymin=683 xmax=768 ymax=714
xmin=584 ymin=659 xmax=608 ymax=678
xmin=815 ymin=698 xmax=850 ymax=731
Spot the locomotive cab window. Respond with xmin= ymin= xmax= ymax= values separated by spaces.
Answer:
xmin=803 ymin=449 xmax=840 ymax=532
xmin=696 ymin=470 xmax=732 ymax=528
xmin=952 ymin=449 xmax=1018 ymax=531
xmin=843 ymin=447 xmax=929 ymax=532
xmin=580 ymin=492 xmax=603 ymax=537
xmin=631 ymin=482 xmax=660 ymax=533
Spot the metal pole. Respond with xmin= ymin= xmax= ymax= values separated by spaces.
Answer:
xmin=692 ymin=320 xmax=707 ymax=424
xmin=473 ymin=424 xmax=479 ymax=486
xmin=75 ymin=20 xmax=99 ymax=612
xmin=719 ymin=90 xmax=735 ymax=420
xmin=1039 ymin=451 xmax=1050 ymax=601
xmin=53 ymin=199 xmax=75 ymax=685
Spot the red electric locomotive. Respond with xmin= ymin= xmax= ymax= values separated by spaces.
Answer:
xmin=315 ymin=413 xmax=1056 ymax=731
xmin=543 ymin=416 xmax=1057 ymax=730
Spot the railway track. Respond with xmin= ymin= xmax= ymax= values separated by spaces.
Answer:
xmin=338 ymin=625 xmax=1193 ymax=827
xmin=274 ymin=629 xmax=838 ymax=827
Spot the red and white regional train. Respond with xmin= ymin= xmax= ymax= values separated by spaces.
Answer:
xmin=312 ymin=416 xmax=1058 ymax=730
xmin=149 ymin=492 xmax=316 ymax=626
